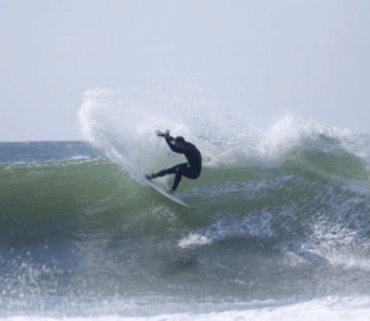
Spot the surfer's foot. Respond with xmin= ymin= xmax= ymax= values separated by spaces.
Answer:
xmin=167 ymin=189 xmax=175 ymax=194
xmin=145 ymin=174 xmax=154 ymax=180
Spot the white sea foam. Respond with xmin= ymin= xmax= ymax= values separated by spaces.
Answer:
xmin=79 ymin=87 xmax=368 ymax=179
xmin=3 ymin=296 xmax=370 ymax=321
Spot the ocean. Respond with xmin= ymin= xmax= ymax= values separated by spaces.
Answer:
xmin=1 ymin=89 xmax=370 ymax=320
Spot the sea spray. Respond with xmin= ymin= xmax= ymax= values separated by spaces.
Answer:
xmin=78 ymin=87 xmax=370 ymax=174
xmin=1 ymin=87 xmax=366 ymax=318
xmin=78 ymin=86 xmax=259 ymax=179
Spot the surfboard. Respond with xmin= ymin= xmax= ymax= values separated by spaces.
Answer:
xmin=143 ymin=177 xmax=194 ymax=209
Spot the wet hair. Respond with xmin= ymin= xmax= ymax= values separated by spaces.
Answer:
xmin=175 ymin=136 xmax=185 ymax=145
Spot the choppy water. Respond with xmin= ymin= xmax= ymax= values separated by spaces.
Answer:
xmin=1 ymin=88 xmax=370 ymax=320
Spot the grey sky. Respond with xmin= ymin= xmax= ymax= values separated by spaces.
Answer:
xmin=1 ymin=0 xmax=369 ymax=141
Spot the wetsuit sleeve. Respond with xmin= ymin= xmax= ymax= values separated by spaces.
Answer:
xmin=165 ymin=135 xmax=184 ymax=154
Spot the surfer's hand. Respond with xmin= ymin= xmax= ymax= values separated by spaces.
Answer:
xmin=155 ymin=129 xmax=170 ymax=138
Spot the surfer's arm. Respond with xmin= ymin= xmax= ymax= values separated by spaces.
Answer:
xmin=165 ymin=132 xmax=175 ymax=142
xmin=156 ymin=130 xmax=182 ymax=153
xmin=156 ymin=130 xmax=174 ymax=141
xmin=165 ymin=134 xmax=183 ymax=153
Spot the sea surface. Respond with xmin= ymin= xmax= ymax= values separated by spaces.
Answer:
xmin=1 ymin=90 xmax=370 ymax=320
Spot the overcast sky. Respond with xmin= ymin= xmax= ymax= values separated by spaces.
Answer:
xmin=1 ymin=0 xmax=369 ymax=141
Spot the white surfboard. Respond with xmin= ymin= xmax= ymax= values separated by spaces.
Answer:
xmin=144 ymin=177 xmax=194 ymax=209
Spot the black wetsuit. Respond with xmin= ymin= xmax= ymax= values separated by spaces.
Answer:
xmin=152 ymin=135 xmax=202 ymax=191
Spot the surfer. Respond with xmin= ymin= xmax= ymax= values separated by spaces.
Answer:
xmin=146 ymin=130 xmax=202 ymax=193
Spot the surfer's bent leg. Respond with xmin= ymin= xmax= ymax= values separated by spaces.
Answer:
xmin=171 ymin=163 xmax=188 ymax=192
xmin=151 ymin=163 xmax=186 ymax=179
xmin=150 ymin=163 xmax=197 ymax=192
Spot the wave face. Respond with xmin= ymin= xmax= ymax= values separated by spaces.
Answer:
xmin=1 ymin=90 xmax=370 ymax=317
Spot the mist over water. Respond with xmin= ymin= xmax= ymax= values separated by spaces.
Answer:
xmin=78 ymin=84 xmax=369 ymax=180
xmin=78 ymin=84 xmax=242 ymax=180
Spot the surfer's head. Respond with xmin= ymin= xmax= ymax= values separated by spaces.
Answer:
xmin=175 ymin=136 xmax=185 ymax=147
